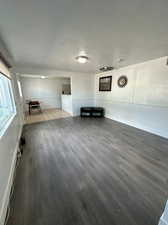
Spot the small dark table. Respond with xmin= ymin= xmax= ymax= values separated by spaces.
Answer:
xmin=80 ymin=107 xmax=104 ymax=117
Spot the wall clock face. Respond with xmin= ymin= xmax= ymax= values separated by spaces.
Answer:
xmin=118 ymin=76 xmax=128 ymax=88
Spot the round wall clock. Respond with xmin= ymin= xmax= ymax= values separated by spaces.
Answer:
xmin=118 ymin=76 xmax=128 ymax=88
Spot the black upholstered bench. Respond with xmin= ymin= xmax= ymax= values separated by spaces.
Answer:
xmin=80 ymin=107 xmax=104 ymax=117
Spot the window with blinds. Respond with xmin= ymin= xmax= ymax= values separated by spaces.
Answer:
xmin=0 ymin=72 xmax=16 ymax=135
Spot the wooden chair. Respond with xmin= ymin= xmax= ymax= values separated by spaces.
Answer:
xmin=28 ymin=101 xmax=42 ymax=115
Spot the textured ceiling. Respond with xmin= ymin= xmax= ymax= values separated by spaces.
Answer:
xmin=0 ymin=0 xmax=168 ymax=73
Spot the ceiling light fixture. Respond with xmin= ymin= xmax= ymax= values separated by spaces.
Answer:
xmin=41 ymin=76 xmax=46 ymax=79
xmin=76 ymin=55 xmax=89 ymax=64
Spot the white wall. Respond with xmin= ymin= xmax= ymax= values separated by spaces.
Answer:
xmin=95 ymin=56 xmax=168 ymax=138
xmin=61 ymin=95 xmax=72 ymax=115
xmin=71 ymin=73 xmax=95 ymax=115
xmin=20 ymin=77 xmax=70 ymax=111
xmin=0 ymin=72 xmax=23 ymax=225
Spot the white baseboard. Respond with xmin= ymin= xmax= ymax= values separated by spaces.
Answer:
xmin=0 ymin=126 xmax=22 ymax=225
xmin=105 ymin=113 xmax=167 ymax=139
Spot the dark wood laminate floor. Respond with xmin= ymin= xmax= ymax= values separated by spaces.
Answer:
xmin=8 ymin=117 xmax=168 ymax=225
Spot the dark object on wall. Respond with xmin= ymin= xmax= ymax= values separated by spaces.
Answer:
xmin=99 ymin=66 xmax=114 ymax=72
xmin=19 ymin=136 xmax=26 ymax=154
xmin=20 ymin=137 xmax=26 ymax=146
xmin=99 ymin=76 xmax=112 ymax=91
xmin=62 ymin=84 xmax=71 ymax=95
xmin=118 ymin=76 xmax=128 ymax=88
xmin=80 ymin=107 xmax=104 ymax=117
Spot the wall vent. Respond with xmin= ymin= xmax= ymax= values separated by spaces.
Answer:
xmin=99 ymin=66 xmax=114 ymax=72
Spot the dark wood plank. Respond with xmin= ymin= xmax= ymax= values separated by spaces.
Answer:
xmin=7 ymin=117 xmax=168 ymax=225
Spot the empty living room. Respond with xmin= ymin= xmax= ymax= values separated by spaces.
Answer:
xmin=0 ymin=0 xmax=168 ymax=225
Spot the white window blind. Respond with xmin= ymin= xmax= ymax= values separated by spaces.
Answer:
xmin=0 ymin=57 xmax=15 ymax=136
xmin=0 ymin=73 xmax=16 ymax=133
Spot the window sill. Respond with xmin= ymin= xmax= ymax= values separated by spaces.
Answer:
xmin=0 ymin=113 xmax=16 ymax=139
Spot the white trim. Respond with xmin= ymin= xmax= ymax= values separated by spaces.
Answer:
xmin=0 ymin=126 xmax=22 ymax=225
xmin=17 ymin=69 xmax=89 ymax=78
xmin=159 ymin=217 xmax=168 ymax=225
xmin=19 ymin=74 xmax=70 ymax=79
xmin=159 ymin=201 xmax=168 ymax=225
xmin=105 ymin=113 xmax=168 ymax=139
xmin=0 ymin=113 xmax=16 ymax=140
xmin=0 ymin=60 xmax=10 ymax=79
xmin=95 ymin=98 xmax=168 ymax=109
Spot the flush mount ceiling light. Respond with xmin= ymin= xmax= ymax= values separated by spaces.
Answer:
xmin=41 ymin=76 xmax=46 ymax=79
xmin=76 ymin=55 xmax=89 ymax=64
